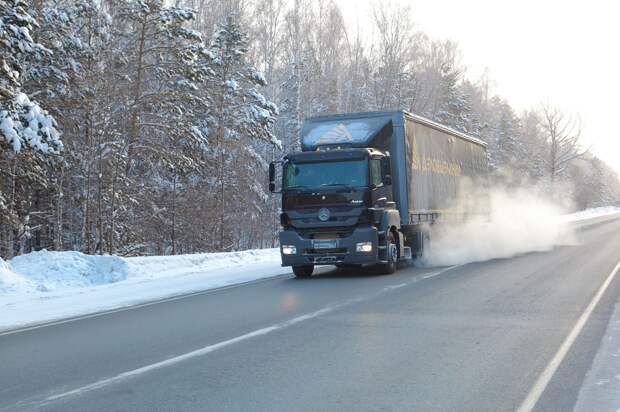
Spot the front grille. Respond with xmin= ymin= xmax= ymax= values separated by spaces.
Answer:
xmin=298 ymin=228 xmax=354 ymax=239
xmin=291 ymin=205 xmax=357 ymax=213
xmin=306 ymin=248 xmax=348 ymax=254
xmin=300 ymin=217 xmax=351 ymax=225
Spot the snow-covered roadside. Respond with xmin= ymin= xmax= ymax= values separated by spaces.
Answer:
xmin=0 ymin=249 xmax=288 ymax=332
xmin=0 ymin=206 xmax=618 ymax=332
xmin=560 ymin=206 xmax=620 ymax=222
xmin=548 ymin=206 xmax=620 ymax=411
xmin=574 ymin=289 xmax=620 ymax=411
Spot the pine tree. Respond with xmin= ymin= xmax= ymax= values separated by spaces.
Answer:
xmin=0 ymin=0 xmax=63 ymax=257
xmin=102 ymin=0 xmax=208 ymax=253
xmin=0 ymin=0 xmax=61 ymax=154
xmin=203 ymin=16 xmax=279 ymax=250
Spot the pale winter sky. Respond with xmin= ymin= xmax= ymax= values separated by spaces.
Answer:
xmin=337 ymin=0 xmax=620 ymax=174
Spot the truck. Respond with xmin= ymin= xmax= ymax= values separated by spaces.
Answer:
xmin=268 ymin=110 xmax=488 ymax=278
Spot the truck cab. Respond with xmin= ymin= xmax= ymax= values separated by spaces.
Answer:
xmin=269 ymin=146 xmax=406 ymax=277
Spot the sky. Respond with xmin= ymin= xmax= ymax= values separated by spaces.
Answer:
xmin=337 ymin=0 xmax=620 ymax=174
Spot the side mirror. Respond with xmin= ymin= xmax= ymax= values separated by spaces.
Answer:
xmin=381 ymin=156 xmax=392 ymax=185
xmin=269 ymin=161 xmax=282 ymax=193
xmin=268 ymin=162 xmax=276 ymax=192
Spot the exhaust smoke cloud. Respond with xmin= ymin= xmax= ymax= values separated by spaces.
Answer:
xmin=422 ymin=183 xmax=575 ymax=266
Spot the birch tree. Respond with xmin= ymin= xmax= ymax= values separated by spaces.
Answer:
xmin=540 ymin=104 xmax=588 ymax=183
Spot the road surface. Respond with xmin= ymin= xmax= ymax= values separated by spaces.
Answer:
xmin=1 ymin=216 xmax=620 ymax=411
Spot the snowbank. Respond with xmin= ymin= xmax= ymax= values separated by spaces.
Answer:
xmin=9 ymin=250 xmax=128 ymax=292
xmin=0 ymin=248 xmax=281 ymax=297
xmin=0 ymin=248 xmax=286 ymax=331
xmin=0 ymin=257 xmax=36 ymax=293
xmin=561 ymin=206 xmax=620 ymax=222
xmin=126 ymin=248 xmax=280 ymax=280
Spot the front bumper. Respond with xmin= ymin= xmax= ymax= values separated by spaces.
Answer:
xmin=279 ymin=225 xmax=379 ymax=266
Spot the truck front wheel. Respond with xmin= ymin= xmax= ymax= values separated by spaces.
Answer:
xmin=379 ymin=232 xmax=398 ymax=275
xmin=292 ymin=265 xmax=314 ymax=278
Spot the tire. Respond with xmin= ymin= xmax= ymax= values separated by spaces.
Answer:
xmin=292 ymin=265 xmax=314 ymax=278
xmin=378 ymin=232 xmax=398 ymax=275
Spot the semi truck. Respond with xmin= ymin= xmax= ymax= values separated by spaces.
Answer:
xmin=268 ymin=110 xmax=487 ymax=278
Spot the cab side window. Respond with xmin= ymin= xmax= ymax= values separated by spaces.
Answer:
xmin=370 ymin=158 xmax=383 ymax=187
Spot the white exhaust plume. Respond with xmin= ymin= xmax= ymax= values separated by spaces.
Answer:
xmin=422 ymin=181 xmax=575 ymax=266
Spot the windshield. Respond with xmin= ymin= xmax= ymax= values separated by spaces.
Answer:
xmin=283 ymin=159 xmax=368 ymax=189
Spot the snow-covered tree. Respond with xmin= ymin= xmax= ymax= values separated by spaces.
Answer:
xmin=0 ymin=0 xmax=62 ymax=154
xmin=99 ymin=0 xmax=210 ymax=253
xmin=1 ymin=0 xmax=64 ymax=257
xmin=540 ymin=104 xmax=588 ymax=183
xmin=370 ymin=1 xmax=413 ymax=110
xmin=201 ymin=16 xmax=279 ymax=250
xmin=484 ymin=97 xmax=522 ymax=172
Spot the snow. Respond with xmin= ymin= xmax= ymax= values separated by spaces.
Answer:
xmin=0 ymin=114 xmax=21 ymax=151
xmin=9 ymin=250 xmax=128 ymax=292
xmin=574 ymin=285 xmax=620 ymax=411
xmin=561 ymin=206 xmax=620 ymax=222
xmin=249 ymin=67 xmax=267 ymax=85
xmin=125 ymin=249 xmax=281 ymax=280
xmin=0 ymin=93 xmax=62 ymax=154
xmin=0 ymin=248 xmax=287 ymax=332
xmin=0 ymin=257 xmax=35 ymax=293
xmin=225 ymin=79 xmax=240 ymax=91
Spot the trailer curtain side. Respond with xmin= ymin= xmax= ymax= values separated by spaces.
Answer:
xmin=405 ymin=117 xmax=487 ymax=221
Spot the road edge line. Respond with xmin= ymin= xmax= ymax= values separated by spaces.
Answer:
xmin=517 ymin=259 xmax=620 ymax=412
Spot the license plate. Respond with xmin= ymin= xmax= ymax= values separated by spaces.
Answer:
xmin=312 ymin=239 xmax=337 ymax=249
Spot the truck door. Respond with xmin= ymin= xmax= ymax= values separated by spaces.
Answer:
xmin=370 ymin=157 xmax=392 ymax=206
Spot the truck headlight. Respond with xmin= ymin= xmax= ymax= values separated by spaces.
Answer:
xmin=282 ymin=245 xmax=297 ymax=255
xmin=356 ymin=242 xmax=373 ymax=253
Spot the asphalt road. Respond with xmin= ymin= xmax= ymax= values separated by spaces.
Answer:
xmin=2 ymin=216 xmax=620 ymax=412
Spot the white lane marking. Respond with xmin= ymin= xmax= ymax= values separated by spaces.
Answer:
xmin=383 ymin=282 xmax=408 ymax=291
xmin=517 ymin=259 xmax=620 ymax=412
xmin=31 ymin=266 xmax=457 ymax=407
xmin=423 ymin=270 xmax=445 ymax=279
xmin=44 ymin=302 xmax=344 ymax=403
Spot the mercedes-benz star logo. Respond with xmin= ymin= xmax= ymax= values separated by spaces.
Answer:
xmin=318 ymin=208 xmax=330 ymax=222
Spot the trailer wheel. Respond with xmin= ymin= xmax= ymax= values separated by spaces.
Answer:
xmin=379 ymin=232 xmax=398 ymax=274
xmin=292 ymin=265 xmax=314 ymax=278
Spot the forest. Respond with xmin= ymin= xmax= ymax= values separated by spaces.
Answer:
xmin=1 ymin=0 xmax=619 ymax=258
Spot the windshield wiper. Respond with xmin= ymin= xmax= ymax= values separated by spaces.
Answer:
xmin=320 ymin=183 xmax=358 ymax=192
xmin=285 ymin=185 xmax=311 ymax=190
